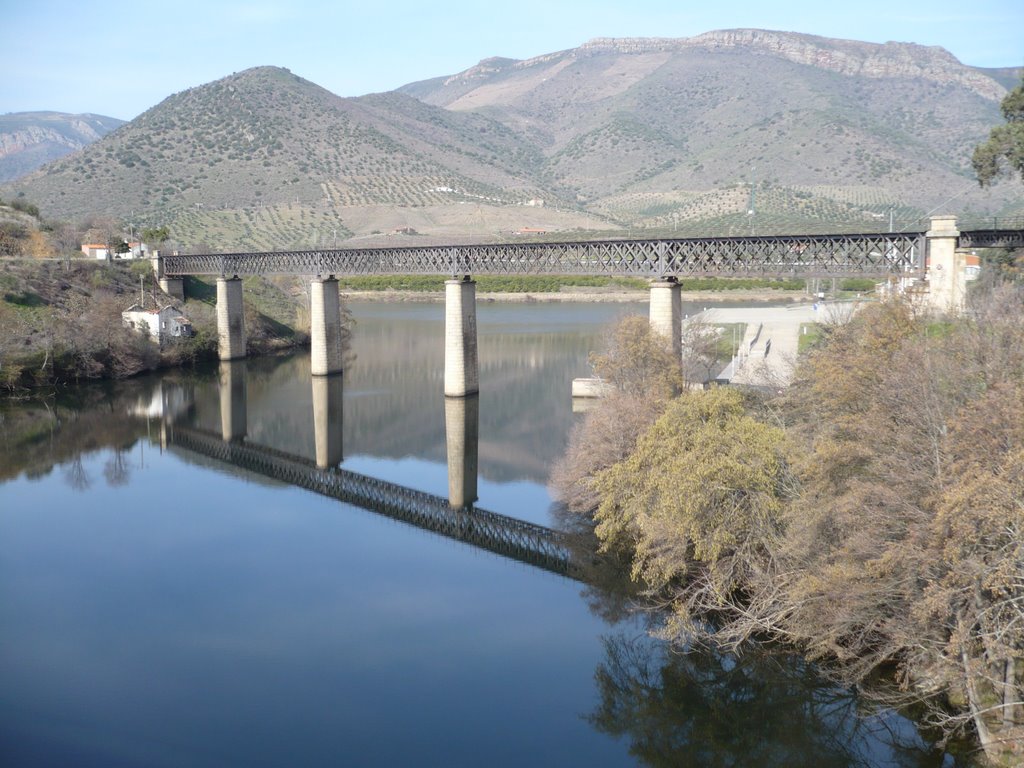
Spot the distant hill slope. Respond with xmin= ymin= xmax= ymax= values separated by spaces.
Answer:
xmin=3 ymin=31 xmax=1021 ymax=250
xmin=974 ymin=66 xmax=1024 ymax=91
xmin=400 ymin=30 xmax=1021 ymax=231
xmin=3 ymin=67 xmax=600 ymax=250
xmin=0 ymin=112 xmax=124 ymax=182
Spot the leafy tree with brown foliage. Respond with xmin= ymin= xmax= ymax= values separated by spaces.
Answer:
xmin=779 ymin=292 xmax=1024 ymax=761
xmin=550 ymin=316 xmax=681 ymax=517
xmin=588 ymin=314 xmax=682 ymax=399
xmin=922 ymin=384 xmax=1024 ymax=756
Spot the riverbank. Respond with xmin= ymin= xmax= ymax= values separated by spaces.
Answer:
xmin=1 ymin=256 xmax=811 ymax=395
xmin=339 ymin=287 xmax=811 ymax=304
xmin=0 ymin=259 xmax=309 ymax=394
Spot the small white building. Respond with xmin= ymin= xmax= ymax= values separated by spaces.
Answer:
xmin=82 ymin=243 xmax=110 ymax=260
xmin=122 ymin=304 xmax=193 ymax=344
xmin=118 ymin=241 xmax=148 ymax=259
xmin=83 ymin=241 xmax=148 ymax=260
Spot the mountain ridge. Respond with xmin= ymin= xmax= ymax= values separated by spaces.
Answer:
xmin=406 ymin=29 xmax=1006 ymax=103
xmin=0 ymin=111 xmax=124 ymax=182
xmin=3 ymin=30 xmax=1021 ymax=251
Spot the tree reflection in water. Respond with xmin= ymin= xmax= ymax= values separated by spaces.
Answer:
xmin=587 ymin=633 xmax=970 ymax=768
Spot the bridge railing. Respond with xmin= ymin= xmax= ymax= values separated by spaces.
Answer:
xmin=956 ymin=216 xmax=1024 ymax=249
xmin=946 ymin=216 xmax=1024 ymax=232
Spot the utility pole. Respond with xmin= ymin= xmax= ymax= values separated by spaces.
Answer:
xmin=747 ymin=166 xmax=756 ymax=236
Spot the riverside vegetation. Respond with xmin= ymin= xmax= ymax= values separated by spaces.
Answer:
xmin=0 ymin=257 xmax=311 ymax=392
xmin=553 ymin=266 xmax=1024 ymax=764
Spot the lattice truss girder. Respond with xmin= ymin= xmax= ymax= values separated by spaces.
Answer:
xmin=169 ymin=427 xmax=575 ymax=576
xmin=164 ymin=233 xmax=928 ymax=279
xmin=959 ymin=230 xmax=1024 ymax=249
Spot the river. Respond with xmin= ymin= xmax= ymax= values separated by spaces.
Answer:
xmin=0 ymin=300 xmax=968 ymax=767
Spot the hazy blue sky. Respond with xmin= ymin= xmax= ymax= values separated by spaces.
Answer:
xmin=3 ymin=0 xmax=1022 ymax=120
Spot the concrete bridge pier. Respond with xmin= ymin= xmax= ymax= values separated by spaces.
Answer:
xmin=445 ymin=394 xmax=479 ymax=509
xmin=925 ymin=215 xmax=966 ymax=314
xmin=218 ymin=360 xmax=248 ymax=442
xmin=312 ymin=373 xmax=344 ymax=469
xmin=160 ymin=277 xmax=185 ymax=301
xmin=310 ymin=277 xmax=344 ymax=376
xmin=649 ymin=277 xmax=682 ymax=358
xmin=151 ymin=252 xmax=184 ymax=301
xmin=444 ymin=277 xmax=479 ymax=397
xmin=217 ymin=277 xmax=247 ymax=361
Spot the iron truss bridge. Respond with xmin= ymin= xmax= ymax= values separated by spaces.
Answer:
xmin=166 ymin=426 xmax=580 ymax=580
xmin=164 ymin=232 xmax=936 ymax=280
xmin=958 ymin=225 xmax=1024 ymax=249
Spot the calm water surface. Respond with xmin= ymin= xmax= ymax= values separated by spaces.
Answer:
xmin=0 ymin=301 xmax=965 ymax=766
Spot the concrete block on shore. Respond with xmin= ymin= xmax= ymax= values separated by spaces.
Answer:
xmin=572 ymin=377 xmax=613 ymax=399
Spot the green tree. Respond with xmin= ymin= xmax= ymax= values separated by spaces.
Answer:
xmin=972 ymin=77 xmax=1024 ymax=186
xmin=141 ymin=226 xmax=170 ymax=249
xmin=593 ymin=387 xmax=790 ymax=641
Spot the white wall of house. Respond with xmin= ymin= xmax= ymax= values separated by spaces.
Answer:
xmin=82 ymin=245 xmax=110 ymax=259
xmin=122 ymin=305 xmax=193 ymax=343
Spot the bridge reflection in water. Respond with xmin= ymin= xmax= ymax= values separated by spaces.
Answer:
xmin=164 ymin=363 xmax=577 ymax=580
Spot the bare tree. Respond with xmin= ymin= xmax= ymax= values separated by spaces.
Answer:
xmin=103 ymin=448 xmax=130 ymax=487
xmin=679 ymin=319 xmax=722 ymax=386
xmin=63 ymin=455 xmax=90 ymax=491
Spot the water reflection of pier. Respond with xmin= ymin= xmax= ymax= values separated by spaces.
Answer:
xmin=166 ymin=363 xmax=576 ymax=579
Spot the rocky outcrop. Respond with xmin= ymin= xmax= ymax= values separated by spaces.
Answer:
xmin=0 ymin=126 xmax=89 ymax=158
xmin=443 ymin=57 xmax=519 ymax=86
xmin=438 ymin=30 xmax=1006 ymax=102
xmin=576 ymin=30 xmax=1006 ymax=101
